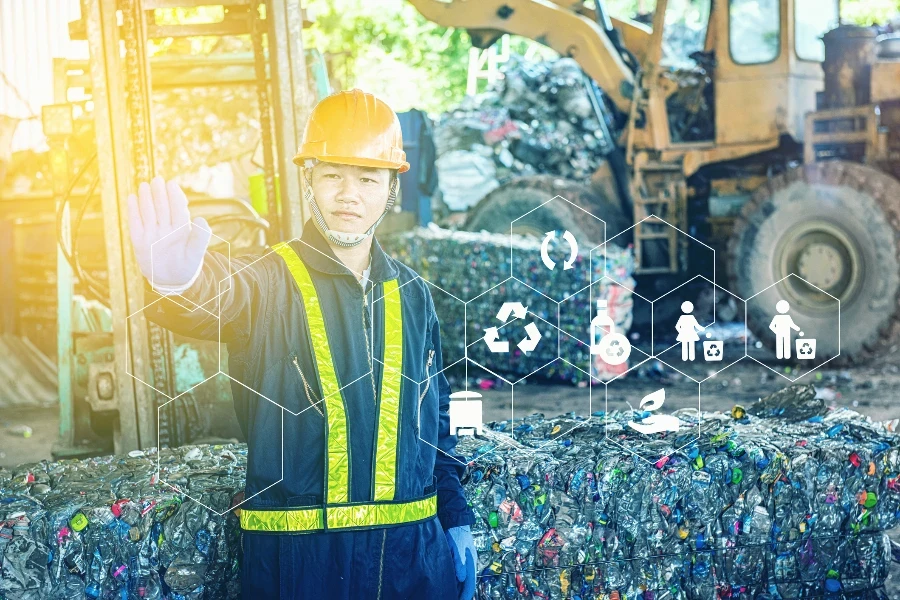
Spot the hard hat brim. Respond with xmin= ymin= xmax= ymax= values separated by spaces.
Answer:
xmin=293 ymin=152 xmax=410 ymax=174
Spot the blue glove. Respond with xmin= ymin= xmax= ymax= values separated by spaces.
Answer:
xmin=445 ymin=525 xmax=476 ymax=600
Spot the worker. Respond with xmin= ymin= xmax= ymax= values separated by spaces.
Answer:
xmin=126 ymin=89 xmax=477 ymax=599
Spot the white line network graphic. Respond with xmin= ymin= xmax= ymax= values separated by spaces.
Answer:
xmin=123 ymin=194 xmax=841 ymax=512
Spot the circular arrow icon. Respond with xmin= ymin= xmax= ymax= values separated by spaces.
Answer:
xmin=541 ymin=230 xmax=578 ymax=271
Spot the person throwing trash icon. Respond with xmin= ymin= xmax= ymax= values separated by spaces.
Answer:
xmin=675 ymin=301 xmax=705 ymax=361
xmin=770 ymin=300 xmax=801 ymax=359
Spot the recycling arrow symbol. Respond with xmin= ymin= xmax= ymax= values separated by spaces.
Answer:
xmin=483 ymin=302 xmax=542 ymax=354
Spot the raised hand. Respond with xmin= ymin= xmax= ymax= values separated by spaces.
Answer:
xmin=127 ymin=176 xmax=211 ymax=289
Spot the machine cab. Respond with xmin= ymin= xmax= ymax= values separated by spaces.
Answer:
xmin=646 ymin=0 xmax=840 ymax=158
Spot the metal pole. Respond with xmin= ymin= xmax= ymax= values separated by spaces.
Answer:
xmin=251 ymin=2 xmax=281 ymax=239
xmin=267 ymin=0 xmax=311 ymax=238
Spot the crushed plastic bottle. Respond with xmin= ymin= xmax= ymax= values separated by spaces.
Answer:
xmin=1 ymin=386 xmax=897 ymax=599
xmin=0 ymin=444 xmax=245 ymax=599
xmin=456 ymin=386 xmax=900 ymax=599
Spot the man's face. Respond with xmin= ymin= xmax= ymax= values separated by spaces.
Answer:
xmin=310 ymin=162 xmax=392 ymax=234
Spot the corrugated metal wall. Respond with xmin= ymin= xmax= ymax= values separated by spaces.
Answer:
xmin=0 ymin=0 xmax=87 ymax=152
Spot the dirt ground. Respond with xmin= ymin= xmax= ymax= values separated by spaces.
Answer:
xmin=1 ymin=346 xmax=899 ymax=594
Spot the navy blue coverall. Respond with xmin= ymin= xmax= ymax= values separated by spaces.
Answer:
xmin=146 ymin=222 xmax=476 ymax=599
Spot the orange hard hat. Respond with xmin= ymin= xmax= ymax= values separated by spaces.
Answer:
xmin=293 ymin=89 xmax=410 ymax=173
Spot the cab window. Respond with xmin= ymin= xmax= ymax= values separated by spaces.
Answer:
xmin=795 ymin=0 xmax=838 ymax=61
xmin=729 ymin=0 xmax=781 ymax=64
xmin=660 ymin=0 xmax=712 ymax=68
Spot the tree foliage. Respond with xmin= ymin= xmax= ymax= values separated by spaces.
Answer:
xmin=304 ymin=0 xmax=472 ymax=115
xmin=304 ymin=0 xmax=898 ymax=116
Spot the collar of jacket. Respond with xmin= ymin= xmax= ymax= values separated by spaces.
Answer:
xmin=291 ymin=219 xmax=400 ymax=284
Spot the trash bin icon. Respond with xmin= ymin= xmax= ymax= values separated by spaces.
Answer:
xmin=703 ymin=340 xmax=723 ymax=362
xmin=448 ymin=391 xmax=483 ymax=436
xmin=796 ymin=338 xmax=816 ymax=360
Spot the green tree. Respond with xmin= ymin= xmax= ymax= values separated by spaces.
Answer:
xmin=841 ymin=0 xmax=900 ymax=25
xmin=304 ymin=0 xmax=472 ymax=115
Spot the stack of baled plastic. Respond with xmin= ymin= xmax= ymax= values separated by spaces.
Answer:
xmin=3 ymin=390 xmax=896 ymax=599
xmin=455 ymin=385 xmax=900 ymax=599
xmin=382 ymin=225 xmax=635 ymax=383
xmin=0 ymin=444 xmax=245 ymax=599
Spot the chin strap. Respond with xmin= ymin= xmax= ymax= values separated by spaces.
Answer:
xmin=303 ymin=164 xmax=399 ymax=248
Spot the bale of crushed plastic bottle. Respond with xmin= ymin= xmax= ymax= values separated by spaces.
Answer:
xmin=0 ymin=445 xmax=245 ymax=599
xmin=456 ymin=385 xmax=900 ymax=599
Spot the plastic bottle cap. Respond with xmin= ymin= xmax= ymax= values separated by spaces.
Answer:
xmin=860 ymin=491 xmax=877 ymax=508
xmin=70 ymin=512 xmax=88 ymax=532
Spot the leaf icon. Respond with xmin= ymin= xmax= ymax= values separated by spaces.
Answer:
xmin=639 ymin=388 xmax=666 ymax=412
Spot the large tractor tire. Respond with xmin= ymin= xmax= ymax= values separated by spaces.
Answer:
xmin=463 ymin=175 xmax=630 ymax=246
xmin=728 ymin=161 xmax=900 ymax=362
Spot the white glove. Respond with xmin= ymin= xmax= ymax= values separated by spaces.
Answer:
xmin=127 ymin=176 xmax=211 ymax=294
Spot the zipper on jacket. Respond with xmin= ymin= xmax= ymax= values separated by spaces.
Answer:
xmin=292 ymin=354 xmax=324 ymax=417
xmin=415 ymin=348 xmax=435 ymax=434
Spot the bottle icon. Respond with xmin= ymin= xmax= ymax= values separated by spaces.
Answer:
xmin=591 ymin=300 xmax=616 ymax=339
xmin=590 ymin=300 xmax=631 ymax=366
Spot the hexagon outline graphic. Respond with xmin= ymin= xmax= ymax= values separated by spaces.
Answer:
xmin=511 ymin=357 xmax=603 ymax=452
xmin=509 ymin=193 xmax=607 ymax=300
xmin=124 ymin=293 xmax=220 ymax=400
xmin=370 ymin=275 xmax=468 ymax=384
xmin=599 ymin=214 xmax=715 ymax=284
xmin=558 ymin=273 xmax=653 ymax=382
xmin=556 ymin=327 xmax=654 ymax=381
xmin=523 ymin=361 xmax=600 ymax=454
xmin=155 ymin=405 xmax=284 ymax=516
xmin=744 ymin=272 xmax=841 ymax=382
xmin=652 ymin=273 xmax=724 ymax=357
xmin=149 ymin=219 xmax=232 ymax=314
xmin=413 ymin=358 xmax=522 ymax=468
xmin=603 ymin=381 xmax=701 ymax=467
xmin=652 ymin=274 xmax=748 ymax=383
xmin=209 ymin=237 xmax=384 ymax=409
xmin=463 ymin=276 xmax=562 ymax=381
